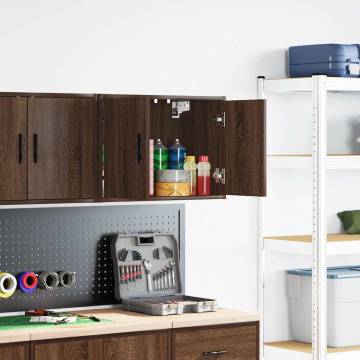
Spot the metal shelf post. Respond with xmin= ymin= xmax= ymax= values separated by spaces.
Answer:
xmin=257 ymin=76 xmax=265 ymax=360
xmin=312 ymin=75 xmax=328 ymax=360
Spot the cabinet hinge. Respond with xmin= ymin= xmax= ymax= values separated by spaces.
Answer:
xmin=213 ymin=168 xmax=226 ymax=185
xmin=212 ymin=112 xmax=225 ymax=127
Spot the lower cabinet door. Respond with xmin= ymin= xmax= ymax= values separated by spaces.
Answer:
xmin=172 ymin=323 xmax=259 ymax=360
xmin=32 ymin=331 xmax=169 ymax=360
xmin=0 ymin=342 xmax=29 ymax=360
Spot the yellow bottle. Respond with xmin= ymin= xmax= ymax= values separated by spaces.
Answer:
xmin=184 ymin=156 xmax=197 ymax=195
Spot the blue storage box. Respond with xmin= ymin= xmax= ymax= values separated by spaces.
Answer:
xmin=287 ymin=265 xmax=360 ymax=347
xmin=289 ymin=44 xmax=360 ymax=78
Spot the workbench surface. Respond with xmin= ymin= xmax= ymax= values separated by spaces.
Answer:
xmin=0 ymin=308 xmax=260 ymax=343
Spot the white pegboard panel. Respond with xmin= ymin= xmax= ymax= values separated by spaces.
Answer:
xmin=0 ymin=204 xmax=184 ymax=312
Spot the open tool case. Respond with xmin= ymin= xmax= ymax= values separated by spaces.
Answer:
xmin=111 ymin=233 xmax=217 ymax=316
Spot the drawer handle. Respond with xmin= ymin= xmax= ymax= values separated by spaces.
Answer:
xmin=18 ymin=134 xmax=23 ymax=163
xmin=137 ymin=133 xmax=143 ymax=163
xmin=202 ymin=350 xmax=228 ymax=356
xmin=33 ymin=134 xmax=38 ymax=163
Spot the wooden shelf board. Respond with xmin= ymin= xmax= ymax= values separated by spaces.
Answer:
xmin=264 ymin=234 xmax=360 ymax=255
xmin=264 ymin=234 xmax=360 ymax=243
xmin=148 ymin=195 xmax=226 ymax=201
xmin=268 ymin=154 xmax=360 ymax=170
xmin=266 ymin=340 xmax=360 ymax=354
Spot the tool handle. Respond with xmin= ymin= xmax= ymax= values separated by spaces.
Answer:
xmin=146 ymin=274 xmax=153 ymax=293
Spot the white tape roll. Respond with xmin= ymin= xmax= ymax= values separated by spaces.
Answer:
xmin=0 ymin=272 xmax=17 ymax=298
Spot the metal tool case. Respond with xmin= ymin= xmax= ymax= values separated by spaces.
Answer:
xmin=111 ymin=233 xmax=217 ymax=316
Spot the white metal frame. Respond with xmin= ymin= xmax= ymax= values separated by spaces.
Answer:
xmin=259 ymin=75 xmax=329 ymax=360
xmin=257 ymin=77 xmax=265 ymax=360
xmin=312 ymin=75 xmax=328 ymax=360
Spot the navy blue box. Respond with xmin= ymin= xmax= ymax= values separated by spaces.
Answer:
xmin=289 ymin=44 xmax=360 ymax=78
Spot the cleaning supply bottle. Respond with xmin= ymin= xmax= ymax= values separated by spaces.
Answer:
xmin=154 ymin=139 xmax=168 ymax=170
xmin=168 ymin=139 xmax=186 ymax=170
xmin=197 ymin=156 xmax=211 ymax=196
xmin=184 ymin=156 xmax=197 ymax=195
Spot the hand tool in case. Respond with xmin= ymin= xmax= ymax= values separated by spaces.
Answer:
xmin=111 ymin=233 xmax=217 ymax=316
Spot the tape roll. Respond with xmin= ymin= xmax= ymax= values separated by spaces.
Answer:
xmin=0 ymin=272 xmax=17 ymax=298
xmin=18 ymin=272 xmax=38 ymax=293
xmin=59 ymin=271 xmax=76 ymax=288
xmin=38 ymin=271 xmax=59 ymax=290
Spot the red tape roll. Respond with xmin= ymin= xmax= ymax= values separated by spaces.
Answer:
xmin=21 ymin=272 xmax=38 ymax=290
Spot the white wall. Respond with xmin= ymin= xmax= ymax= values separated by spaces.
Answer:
xmin=1 ymin=0 xmax=360 ymax=331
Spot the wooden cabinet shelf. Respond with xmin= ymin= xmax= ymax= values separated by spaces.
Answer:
xmin=148 ymin=195 xmax=226 ymax=201
xmin=10 ymin=322 xmax=260 ymax=360
xmin=264 ymin=233 xmax=360 ymax=255
xmin=1 ymin=322 xmax=260 ymax=360
xmin=0 ymin=92 xmax=266 ymax=204
xmin=100 ymin=96 xmax=266 ymax=202
xmin=265 ymin=340 xmax=360 ymax=359
xmin=0 ymin=93 xmax=96 ymax=204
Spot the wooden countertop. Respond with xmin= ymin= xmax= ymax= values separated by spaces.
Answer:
xmin=0 ymin=308 xmax=260 ymax=344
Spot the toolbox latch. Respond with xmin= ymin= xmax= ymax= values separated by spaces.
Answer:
xmin=213 ymin=168 xmax=226 ymax=185
xmin=348 ymin=63 xmax=360 ymax=76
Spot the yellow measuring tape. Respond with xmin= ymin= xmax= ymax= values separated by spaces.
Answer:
xmin=0 ymin=272 xmax=17 ymax=298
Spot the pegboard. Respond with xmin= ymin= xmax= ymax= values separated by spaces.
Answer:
xmin=0 ymin=204 xmax=184 ymax=313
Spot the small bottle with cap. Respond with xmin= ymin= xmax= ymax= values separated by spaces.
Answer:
xmin=184 ymin=155 xmax=197 ymax=195
xmin=197 ymin=156 xmax=211 ymax=196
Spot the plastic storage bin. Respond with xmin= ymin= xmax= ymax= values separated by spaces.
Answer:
xmin=289 ymin=44 xmax=360 ymax=78
xmin=287 ymin=266 xmax=360 ymax=347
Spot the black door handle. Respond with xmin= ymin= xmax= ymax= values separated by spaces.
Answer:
xmin=202 ymin=350 xmax=228 ymax=356
xmin=137 ymin=134 xmax=143 ymax=163
xmin=18 ymin=134 xmax=23 ymax=163
xmin=33 ymin=134 xmax=38 ymax=163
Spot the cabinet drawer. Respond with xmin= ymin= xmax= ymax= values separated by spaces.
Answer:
xmin=32 ymin=331 xmax=169 ymax=360
xmin=172 ymin=323 xmax=258 ymax=360
xmin=0 ymin=342 xmax=29 ymax=360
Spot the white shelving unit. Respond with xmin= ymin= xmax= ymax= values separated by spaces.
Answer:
xmin=257 ymin=76 xmax=360 ymax=360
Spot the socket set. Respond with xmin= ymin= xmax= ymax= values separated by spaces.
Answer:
xmin=111 ymin=233 xmax=217 ymax=316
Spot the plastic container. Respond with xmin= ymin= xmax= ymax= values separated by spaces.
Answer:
xmin=154 ymin=139 xmax=168 ymax=170
xmin=287 ymin=266 xmax=360 ymax=347
xmin=183 ymin=156 xmax=197 ymax=195
xmin=197 ymin=156 xmax=211 ymax=196
xmin=154 ymin=170 xmax=191 ymax=197
xmin=155 ymin=170 xmax=190 ymax=183
xmin=155 ymin=182 xmax=190 ymax=197
xmin=168 ymin=139 xmax=186 ymax=170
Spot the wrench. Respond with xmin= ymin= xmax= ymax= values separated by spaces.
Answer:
xmin=143 ymin=260 xmax=153 ymax=294
xmin=170 ymin=261 xmax=176 ymax=289
xmin=166 ymin=265 xmax=172 ymax=289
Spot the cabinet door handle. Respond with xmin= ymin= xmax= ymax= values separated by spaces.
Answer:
xmin=202 ymin=350 xmax=228 ymax=356
xmin=137 ymin=133 xmax=143 ymax=163
xmin=18 ymin=134 xmax=23 ymax=163
xmin=33 ymin=134 xmax=38 ymax=163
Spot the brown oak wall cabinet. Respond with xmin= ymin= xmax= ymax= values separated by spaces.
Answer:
xmin=0 ymin=97 xmax=28 ymax=201
xmin=100 ymin=96 xmax=266 ymax=202
xmin=0 ymin=92 xmax=265 ymax=204
xmin=0 ymin=94 xmax=96 ymax=203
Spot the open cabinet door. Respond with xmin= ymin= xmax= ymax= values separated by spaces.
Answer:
xmin=224 ymin=100 xmax=266 ymax=196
